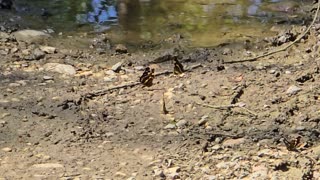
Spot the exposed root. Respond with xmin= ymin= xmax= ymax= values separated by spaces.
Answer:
xmin=224 ymin=1 xmax=320 ymax=64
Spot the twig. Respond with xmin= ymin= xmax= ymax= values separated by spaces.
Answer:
xmin=185 ymin=63 xmax=203 ymax=72
xmin=84 ymin=82 xmax=141 ymax=98
xmin=238 ymin=106 xmax=258 ymax=117
xmin=196 ymin=102 xmax=237 ymax=109
xmin=162 ymin=93 xmax=169 ymax=114
xmin=80 ymin=63 xmax=203 ymax=99
xmin=224 ymin=1 xmax=320 ymax=64
xmin=230 ymin=84 xmax=246 ymax=104
xmin=196 ymin=102 xmax=258 ymax=117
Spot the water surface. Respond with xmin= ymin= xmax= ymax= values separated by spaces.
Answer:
xmin=11 ymin=0 xmax=311 ymax=47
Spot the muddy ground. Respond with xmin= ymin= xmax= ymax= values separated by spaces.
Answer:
xmin=1 ymin=8 xmax=320 ymax=180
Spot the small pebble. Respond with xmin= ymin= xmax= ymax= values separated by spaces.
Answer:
xmin=2 ymin=147 xmax=12 ymax=152
xmin=198 ymin=115 xmax=208 ymax=126
xmin=164 ymin=123 xmax=176 ymax=129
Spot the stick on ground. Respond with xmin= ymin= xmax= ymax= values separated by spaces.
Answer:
xmin=224 ymin=1 xmax=320 ymax=64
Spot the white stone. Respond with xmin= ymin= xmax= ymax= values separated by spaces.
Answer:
xmin=43 ymin=76 xmax=54 ymax=80
xmin=176 ymin=120 xmax=188 ymax=128
xmin=39 ymin=46 xmax=56 ymax=54
xmin=13 ymin=30 xmax=51 ymax=43
xmin=222 ymin=138 xmax=246 ymax=147
xmin=164 ymin=123 xmax=176 ymax=129
xmin=153 ymin=169 xmax=165 ymax=177
xmin=43 ymin=63 xmax=76 ymax=75
xmin=32 ymin=163 xmax=64 ymax=169
xmin=103 ymin=76 xmax=117 ymax=82
xmin=111 ymin=62 xmax=123 ymax=72
xmin=2 ymin=147 xmax=12 ymax=152
xmin=286 ymin=85 xmax=301 ymax=95
xmin=198 ymin=115 xmax=208 ymax=126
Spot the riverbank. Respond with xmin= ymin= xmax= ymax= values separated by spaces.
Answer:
xmin=1 ymin=4 xmax=320 ymax=179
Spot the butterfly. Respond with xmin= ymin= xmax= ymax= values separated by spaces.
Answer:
xmin=283 ymin=136 xmax=306 ymax=151
xmin=173 ymin=57 xmax=184 ymax=75
xmin=139 ymin=67 xmax=155 ymax=87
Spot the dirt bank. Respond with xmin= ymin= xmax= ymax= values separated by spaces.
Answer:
xmin=1 ymin=6 xmax=320 ymax=180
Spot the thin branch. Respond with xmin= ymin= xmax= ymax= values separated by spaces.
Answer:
xmin=224 ymin=1 xmax=320 ymax=64
xmin=196 ymin=102 xmax=258 ymax=117
xmin=81 ymin=63 xmax=203 ymax=99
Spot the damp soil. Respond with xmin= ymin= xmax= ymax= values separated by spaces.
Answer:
xmin=1 ymin=4 xmax=320 ymax=180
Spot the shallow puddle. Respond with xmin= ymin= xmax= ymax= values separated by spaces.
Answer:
xmin=10 ymin=0 xmax=312 ymax=47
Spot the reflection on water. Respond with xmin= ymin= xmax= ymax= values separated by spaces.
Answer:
xmin=87 ymin=0 xmax=117 ymax=23
xmin=13 ymin=0 xmax=309 ymax=47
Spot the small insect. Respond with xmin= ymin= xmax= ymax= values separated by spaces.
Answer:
xmin=139 ymin=67 xmax=155 ymax=87
xmin=173 ymin=57 xmax=184 ymax=75
xmin=283 ymin=135 xmax=305 ymax=151
xmin=139 ymin=67 xmax=150 ymax=82
xmin=162 ymin=93 xmax=169 ymax=114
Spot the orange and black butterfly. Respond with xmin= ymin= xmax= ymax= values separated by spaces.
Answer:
xmin=283 ymin=136 xmax=306 ymax=151
xmin=139 ymin=67 xmax=155 ymax=87
xmin=173 ymin=57 xmax=184 ymax=75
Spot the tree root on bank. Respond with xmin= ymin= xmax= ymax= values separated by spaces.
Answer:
xmin=196 ymin=102 xmax=258 ymax=117
xmin=224 ymin=1 xmax=320 ymax=64
xmin=78 ymin=63 xmax=203 ymax=102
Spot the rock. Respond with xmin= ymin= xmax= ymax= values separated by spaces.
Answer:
xmin=59 ymin=49 xmax=81 ymax=57
xmin=105 ymin=70 xmax=116 ymax=75
xmin=10 ymin=47 xmax=18 ymax=53
xmin=309 ymin=144 xmax=320 ymax=160
xmin=32 ymin=48 xmax=45 ymax=60
xmin=265 ymin=1 xmax=299 ymax=13
xmin=105 ymin=132 xmax=114 ymax=138
xmin=0 ymin=32 xmax=10 ymax=41
xmin=8 ymin=83 xmax=20 ymax=87
xmin=13 ymin=30 xmax=51 ymax=43
xmin=222 ymin=48 xmax=232 ymax=55
xmin=211 ymin=145 xmax=222 ymax=152
xmin=103 ymin=76 xmax=117 ymax=82
xmin=43 ymin=76 xmax=54 ymax=80
xmin=216 ymin=161 xmax=235 ymax=169
xmin=166 ymin=167 xmax=181 ymax=174
xmin=257 ymin=149 xmax=273 ymax=157
xmin=126 ymin=177 xmax=136 ymax=180
xmin=43 ymin=63 xmax=76 ymax=75
xmin=115 ymin=44 xmax=128 ymax=54
xmin=222 ymin=138 xmax=246 ymax=147
xmin=153 ymin=169 xmax=165 ymax=178
xmin=1 ymin=147 xmax=12 ymax=152
xmin=201 ymin=167 xmax=210 ymax=174
xmin=148 ymin=159 xmax=162 ymax=167
xmin=167 ymin=173 xmax=180 ymax=179
xmin=134 ymin=66 xmax=145 ymax=71
xmin=164 ymin=123 xmax=176 ymax=129
xmin=32 ymin=163 xmax=64 ymax=169
xmin=111 ymin=62 xmax=123 ymax=72
xmin=0 ymin=120 xmax=6 ymax=126
xmin=39 ymin=46 xmax=56 ymax=54
xmin=176 ymin=120 xmax=188 ymax=128
xmin=0 ymin=0 xmax=13 ymax=9
xmin=269 ymin=69 xmax=276 ymax=74
xmin=1 ymin=113 xmax=11 ymax=118
xmin=208 ymin=175 xmax=217 ymax=180
xmin=198 ymin=115 xmax=208 ymax=126
xmin=122 ymin=68 xmax=134 ymax=74
xmin=249 ymin=165 xmax=268 ymax=179
xmin=256 ymin=65 xmax=265 ymax=70
xmin=286 ymin=85 xmax=301 ymax=95
xmin=16 ymin=80 xmax=27 ymax=86
xmin=115 ymin=171 xmax=127 ymax=177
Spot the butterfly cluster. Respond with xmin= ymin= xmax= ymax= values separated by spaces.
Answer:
xmin=139 ymin=57 xmax=184 ymax=86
